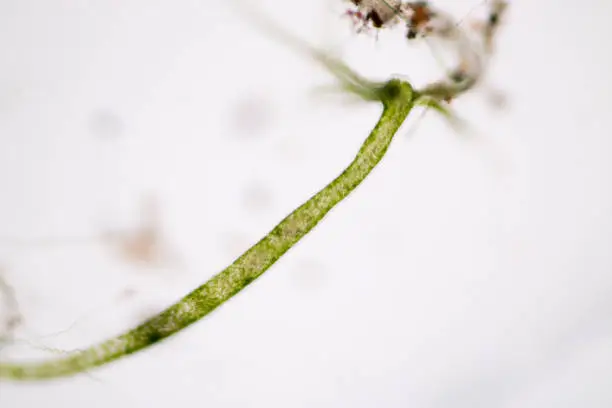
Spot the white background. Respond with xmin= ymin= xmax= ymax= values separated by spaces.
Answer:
xmin=1 ymin=0 xmax=612 ymax=407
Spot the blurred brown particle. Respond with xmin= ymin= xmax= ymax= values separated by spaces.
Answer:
xmin=102 ymin=197 xmax=181 ymax=270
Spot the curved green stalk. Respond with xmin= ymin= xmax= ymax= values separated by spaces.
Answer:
xmin=0 ymin=77 xmax=416 ymax=381
xmin=0 ymin=0 xmax=508 ymax=382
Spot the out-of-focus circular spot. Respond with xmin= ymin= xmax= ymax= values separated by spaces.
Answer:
xmin=89 ymin=109 xmax=124 ymax=139
xmin=228 ymin=95 xmax=274 ymax=137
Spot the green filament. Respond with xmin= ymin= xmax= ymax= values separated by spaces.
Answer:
xmin=0 ymin=77 xmax=417 ymax=381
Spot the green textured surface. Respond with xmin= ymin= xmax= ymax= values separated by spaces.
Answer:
xmin=0 ymin=77 xmax=416 ymax=381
